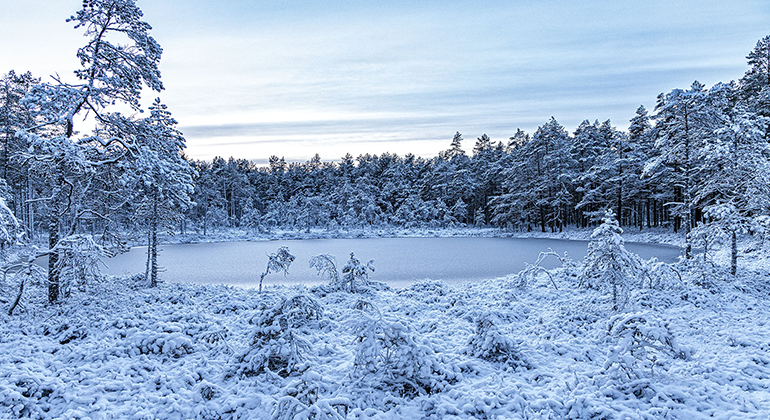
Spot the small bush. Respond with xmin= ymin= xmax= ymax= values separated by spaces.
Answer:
xmin=272 ymin=370 xmax=350 ymax=420
xmin=259 ymin=246 xmax=295 ymax=292
xmin=309 ymin=254 xmax=341 ymax=287
xmin=466 ymin=314 xmax=528 ymax=368
xmin=230 ymin=294 xmax=321 ymax=378
xmin=54 ymin=234 xmax=108 ymax=299
xmin=128 ymin=330 xmax=194 ymax=358
xmin=353 ymin=314 xmax=457 ymax=397
xmin=603 ymin=312 xmax=690 ymax=384
xmin=341 ymin=253 xmax=374 ymax=292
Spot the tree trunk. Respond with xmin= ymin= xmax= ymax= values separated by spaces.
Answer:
xmin=731 ymin=229 xmax=738 ymax=276
xmin=47 ymin=167 xmax=64 ymax=304
xmin=29 ymin=180 xmax=35 ymax=240
xmin=48 ymin=215 xmax=60 ymax=303
xmin=145 ymin=228 xmax=151 ymax=284
xmin=150 ymin=191 xmax=159 ymax=287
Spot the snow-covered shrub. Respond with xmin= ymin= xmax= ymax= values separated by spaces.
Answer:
xmin=0 ymin=196 xmax=20 ymax=257
xmin=3 ymin=256 xmax=46 ymax=316
xmin=53 ymin=234 xmax=108 ymax=299
xmin=191 ymin=380 xmax=225 ymax=420
xmin=397 ymin=280 xmax=451 ymax=306
xmin=259 ymin=246 xmax=295 ymax=292
xmin=341 ymin=252 xmax=374 ymax=292
xmin=579 ymin=211 xmax=644 ymax=309
xmin=281 ymin=294 xmax=323 ymax=327
xmin=513 ymin=249 xmax=570 ymax=289
xmin=128 ymin=328 xmax=194 ymax=358
xmin=0 ymin=373 xmax=60 ymax=419
xmin=198 ymin=326 xmax=232 ymax=355
xmin=272 ymin=370 xmax=350 ymax=420
xmin=352 ymin=298 xmax=378 ymax=314
xmin=603 ymin=312 xmax=690 ymax=389
xmin=353 ymin=313 xmax=458 ymax=397
xmin=465 ymin=313 xmax=528 ymax=368
xmin=230 ymin=294 xmax=320 ymax=378
xmin=309 ymin=254 xmax=341 ymax=288
xmin=641 ymin=258 xmax=682 ymax=291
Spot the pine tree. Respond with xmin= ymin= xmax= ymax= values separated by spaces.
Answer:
xmin=128 ymin=99 xmax=195 ymax=287
xmin=18 ymin=0 xmax=163 ymax=302
xmin=644 ymin=82 xmax=712 ymax=258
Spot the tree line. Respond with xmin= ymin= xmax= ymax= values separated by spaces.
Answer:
xmin=182 ymin=37 xmax=768 ymax=263
xmin=1 ymin=0 xmax=768 ymax=305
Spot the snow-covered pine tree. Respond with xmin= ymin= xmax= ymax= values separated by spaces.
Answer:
xmin=693 ymin=82 xmax=770 ymax=275
xmin=341 ymin=252 xmax=374 ymax=292
xmin=0 ymin=71 xmax=40 ymax=238
xmin=580 ymin=210 xmax=644 ymax=309
xmin=740 ymin=35 xmax=770 ymax=125
xmin=17 ymin=0 xmax=163 ymax=303
xmin=127 ymin=99 xmax=195 ymax=287
xmin=644 ymin=82 xmax=712 ymax=258
xmin=626 ymin=106 xmax=658 ymax=229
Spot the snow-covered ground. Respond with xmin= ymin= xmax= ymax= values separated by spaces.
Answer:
xmin=2 ymin=226 xmax=769 ymax=419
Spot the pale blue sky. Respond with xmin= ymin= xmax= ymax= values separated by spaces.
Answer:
xmin=2 ymin=1 xmax=769 ymax=163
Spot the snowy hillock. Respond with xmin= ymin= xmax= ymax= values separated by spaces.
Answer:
xmin=2 ymin=254 xmax=770 ymax=420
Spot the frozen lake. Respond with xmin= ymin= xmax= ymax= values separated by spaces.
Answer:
xmin=101 ymin=237 xmax=682 ymax=288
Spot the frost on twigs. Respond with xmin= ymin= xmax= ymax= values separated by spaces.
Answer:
xmin=352 ymin=313 xmax=458 ymax=398
xmin=272 ymin=370 xmax=350 ymax=420
xmin=53 ymin=234 xmax=108 ymax=300
xmin=0 ymin=196 xmax=21 ymax=256
xmin=309 ymin=254 xmax=341 ymax=288
xmin=259 ymin=246 xmax=295 ymax=293
xmin=514 ymin=248 xmax=570 ymax=290
xmin=579 ymin=210 xmax=645 ymax=310
xmin=3 ymin=255 xmax=46 ymax=316
xmin=341 ymin=252 xmax=374 ymax=293
xmin=602 ymin=313 xmax=690 ymax=398
xmin=230 ymin=294 xmax=321 ymax=378
xmin=465 ymin=313 xmax=528 ymax=368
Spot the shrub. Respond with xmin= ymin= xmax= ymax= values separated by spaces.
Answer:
xmin=603 ymin=312 xmax=690 ymax=387
xmin=309 ymin=254 xmax=342 ymax=288
xmin=54 ymin=234 xmax=108 ymax=299
xmin=466 ymin=313 xmax=528 ymax=368
xmin=341 ymin=253 xmax=374 ymax=292
xmin=353 ymin=313 xmax=457 ymax=397
xmin=513 ymin=249 xmax=570 ymax=290
xmin=3 ymin=255 xmax=46 ymax=316
xmin=272 ymin=370 xmax=350 ymax=420
xmin=230 ymin=294 xmax=321 ymax=378
xmin=259 ymin=246 xmax=295 ymax=293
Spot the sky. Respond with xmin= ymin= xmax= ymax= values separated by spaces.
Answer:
xmin=2 ymin=1 xmax=769 ymax=164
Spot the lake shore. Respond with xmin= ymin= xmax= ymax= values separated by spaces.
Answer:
xmin=132 ymin=225 xmax=685 ymax=248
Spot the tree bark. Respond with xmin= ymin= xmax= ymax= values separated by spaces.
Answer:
xmin=731 ymin=229 xmax=738 ymax=276
xmin=150 ymin=190 xmax=159 ymax=287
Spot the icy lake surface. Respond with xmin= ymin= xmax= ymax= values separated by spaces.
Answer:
xmin=102 ymin=238 xmax=682 ymax=288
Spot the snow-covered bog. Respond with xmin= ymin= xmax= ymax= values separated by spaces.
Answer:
xmin=2 ymin=255 xmax=770 ymax=419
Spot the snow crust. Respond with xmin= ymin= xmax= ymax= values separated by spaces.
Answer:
xmin=3 ymin=236 xmax=770 ymax=419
